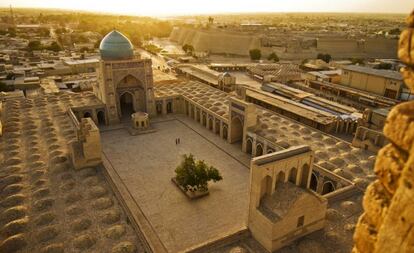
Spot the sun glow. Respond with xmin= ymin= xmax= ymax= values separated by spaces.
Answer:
xmin=2 ymin=0 xmax=412 ymax=16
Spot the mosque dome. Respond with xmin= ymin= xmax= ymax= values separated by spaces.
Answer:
xmin=99 ymin=30 xmax=134 ymax=60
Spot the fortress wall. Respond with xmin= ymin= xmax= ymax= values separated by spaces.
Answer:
xmin=192 ymin=30 xmax=260 ymax=55
xmin=317 ymin=38 xmax=360 ymax=54
xmin=365 ymin=38 xmax=398 ymax=58
xmin=176 ymin=28 xmax=195 ymax=45
xmin=170 ymin=27 xmax=260 ymax=56
xmin=182 ymin=29 xmax=197 ymax=46
xmin=169 ymin=27 xmax=181 ymax=42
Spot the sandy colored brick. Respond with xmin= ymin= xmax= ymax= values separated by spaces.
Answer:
xmin=374 ymin=144 xmax=408 ymax=194
xmin=401 ymin=67 xmax=414 ymax=92
xmin=362 ymin=180 xmax=391 ymax=230
xmin=383 ymin=101 xmax=414 ymax=152
xmin=353 ymin=213 xmax=377 ymax=253
xmin=398 ymin=28 xmax=414 ymax=66
xmin=407 ymin=10 xmax=414 ymax=27
xmin=375 ymin=157 xmax=414 ymax=253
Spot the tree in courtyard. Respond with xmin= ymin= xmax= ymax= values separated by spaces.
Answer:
xmin=175 ymin=154 xmax=222 ymax=192
xmin=317 ymin=53 xmax=332 ymax=63
xmin=249 ymin=49 xmax=262 ymax=61
xmin=267 ymin=52 xmax=279 ymax=62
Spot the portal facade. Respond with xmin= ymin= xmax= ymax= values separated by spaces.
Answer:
xmin=93 ymin=30 xmax=156 ymax=124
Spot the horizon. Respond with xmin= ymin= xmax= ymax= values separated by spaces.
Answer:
xmin=1 ymin=0 xmax=412 ymax=17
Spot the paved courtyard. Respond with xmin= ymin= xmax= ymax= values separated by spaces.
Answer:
xmin=101 ymin=117 xmax=251 ymax=253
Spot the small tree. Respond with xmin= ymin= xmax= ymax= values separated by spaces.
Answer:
xmin=0 ymin=82 xmax=13 ymax=92
xmin=249 ymin=49 xmax=261 ymax=61
xmin=27 ymin=40 xmax=42 ymax=51
xmin=175 ymin=154 xmax=222 ymax=192
xmin=317 ymin=53 xmax=332 ymax=63
xmin=182 ymin=44 xmax=194 ymax=55
xmin=47 ymin=42 xmax=62 ymax=52
xmin=267 ymin=52 xmax=279 ymax=62
xmin=350 ymin=58 xmax=365 ymax=65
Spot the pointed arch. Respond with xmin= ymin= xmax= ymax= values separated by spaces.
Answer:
xmin=246 ymin=138 xmax=253 ymax=155
xmin=310 ymin=173 xmax=318 ymax=192
xmin=300 ymin=163 xmax=310 ymax=188
xmin=322 ymin=181 xmax=335 ymax=195
xmin=256 ymin=144 xmax=263 ymax=157
xmin=117 ymin=74 xmax=143 ymax=89
xmin=275 ymin=171 xmax=286 ymax=189
xmin=230 ymin=116 xmax=243 ymax=143
xmin=288 ymin=167 xmax=298 ymax=184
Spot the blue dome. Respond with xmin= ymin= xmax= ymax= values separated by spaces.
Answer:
xmin=99 ymin=30 xmax=134 ymax=60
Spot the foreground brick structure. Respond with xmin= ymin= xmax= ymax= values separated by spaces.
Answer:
xmin=353 ymin=10 xmax=414 ymax=253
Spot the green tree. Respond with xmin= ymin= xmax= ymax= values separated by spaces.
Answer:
xmin=267 ymin=52 xmax=279 ymax=62
xmin=388 ymin=28 xmax=401 ymax=35
xmin=47 ymin=42 xmax=62 ymax=52
xmin=7 ymin=27 xmax=16 ymax=37
xmin=350 ymin=58 xmax=365 ymax=65
xmin=0 ymin=82 xmax=13 ymax=92
xmin=27 ymin=40 xmax=42 ymax=51
xmin=182 ymin=44 xmax=194 ymax=54
xmin=317 ymin=53 xmax=332 ymax=63
xmin=175 ymin=154 xmax=222 ymax=192
xmin=375 ymin=62 xmax=393 ymax=70
xmin=249 ymin=49 xmax=262 ymax=61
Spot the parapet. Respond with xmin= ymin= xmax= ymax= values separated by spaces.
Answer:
xmin=69 ymin=116 xmax=102 ymax=170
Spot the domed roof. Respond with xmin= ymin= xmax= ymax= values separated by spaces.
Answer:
xmin=99 ymin=30 xmax=134 ymax=60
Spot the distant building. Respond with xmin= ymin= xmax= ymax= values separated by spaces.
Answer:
xmin=341 ymin=65 xmax=408 ymax=100
xmin=303 ymin=70 xmax=342 ymax=83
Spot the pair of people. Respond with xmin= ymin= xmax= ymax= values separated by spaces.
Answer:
xmin=175 ymin=138 xmax=181 ymax=145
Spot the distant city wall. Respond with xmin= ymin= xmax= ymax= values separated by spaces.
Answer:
xmin=170 ymin=27 xmax=398 ymax=59
xmin=170 ymin=27 xmax=261 ymax=56
xmin=317 ymin=38 xmax=398 ymax=59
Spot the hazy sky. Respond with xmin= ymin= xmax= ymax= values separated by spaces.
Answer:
xmin=2 ymin=0 xmax=412 ymax=16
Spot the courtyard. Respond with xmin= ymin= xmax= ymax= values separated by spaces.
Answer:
xmin=101 ymin=116 xmax=251 ymax=253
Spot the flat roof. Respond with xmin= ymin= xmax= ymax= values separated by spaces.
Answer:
xmin=63 ymin=58 xmax=100 ymax=65
xmin=253 ymin=145 xmax=311 ymax=166
xmin=372 ymin=107 xmax=391 ymax=117
xmin=246 ymin=89 xmax=336 ymax=125
xmin=342 ymin=65 xmax=402 ymax=80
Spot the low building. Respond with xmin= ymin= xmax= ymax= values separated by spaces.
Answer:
xmin=341 ymin=65 xmax=408 ymax=100
xmin=63 ymin=58 xmax=99 ymax=74
xmin=303 ymin=70 xmax=342 ymax=83
xmin=248 ymin=146 xmax=327 ymax=252
xmin=352 ymin=108 xmax=389 ymax=152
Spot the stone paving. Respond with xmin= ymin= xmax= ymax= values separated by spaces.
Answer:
xmin=101 ymin=116 xmax=251 ymax=253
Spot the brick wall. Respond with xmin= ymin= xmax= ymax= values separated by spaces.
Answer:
xmin=352 ymin=10 xmax=414 ymax=253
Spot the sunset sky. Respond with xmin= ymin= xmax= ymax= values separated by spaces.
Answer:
xmin=1 ymin=0 xmax=412 ymax=16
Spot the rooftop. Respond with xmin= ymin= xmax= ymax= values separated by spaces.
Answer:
xmin=342 ymin=65 xmax=403 ymax=80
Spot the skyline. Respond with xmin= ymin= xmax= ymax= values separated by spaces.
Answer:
xmin=1 ymin=0 xmax=412 ymax=16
